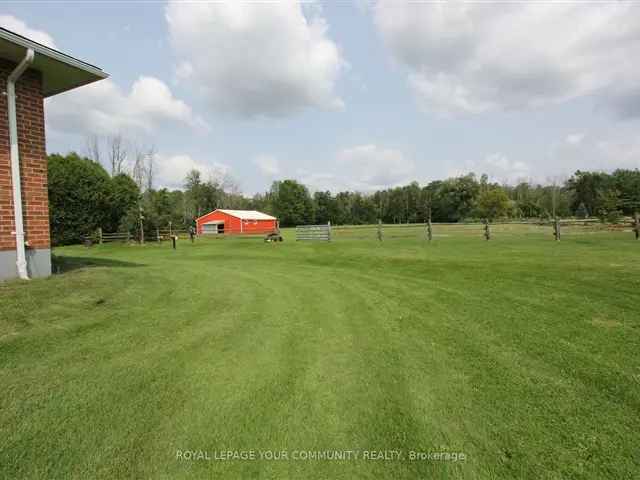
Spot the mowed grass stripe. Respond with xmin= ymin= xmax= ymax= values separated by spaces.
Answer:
xmin=1 ymin=233 xmax=639 ymax=479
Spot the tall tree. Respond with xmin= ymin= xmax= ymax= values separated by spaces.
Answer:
xmin=107 ymin=173 xmax=140 ymax=232
xmin=107 ymin=134 xmax=128 ymax=177
xmin=271 ymin=180 xmax=313 ymax=227
xmin=84 ymin=134 xmax=102 ymax=165
xmin=429 ymin=174 xmax=480 ymax=222
xmin=566 ymin=171 xmax=610 ymax=216
xmin=597 ymin=189 xmax=622 ymax=222
xmin=145 ymin=146 xmax=156 ymax=192
xmin=611 ymin=169 xmax=640 ymax=214
xmin=313 ymin=191 xmax=337 ymax=224
xmin=475 ymin=187 xmax=511 ymax=220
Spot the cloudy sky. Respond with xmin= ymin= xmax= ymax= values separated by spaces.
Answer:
xmin=2 ymin=1 xmax=640 ymax=193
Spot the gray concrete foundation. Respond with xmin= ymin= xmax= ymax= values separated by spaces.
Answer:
xmin=0 ymin=248 xmax=51 ymax=281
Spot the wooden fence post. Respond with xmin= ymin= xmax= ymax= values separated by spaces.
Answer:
xmin=127 ymin=231 xmax=131 ymax=243
xmin=558 ymin=219 xmax=561 ymax=240
xmin=138 ymin=205 xmax=145 ymax=244
xmin=484 ymin=219 xmax=491 ymax=240
xmin=553 ymin=217 xmax=561 ymax=241
xmin=156 ymin=228 xmax=160 ymax=242
xmin=634 ymin=212 xmax=639 ymax=240
xmin=377 ymin=219 xmax=383 ymax=242
xmin=327 ymin=221 xmax=332 ymax=242
xmin=98 ymin=227 xmax=103 ymax=245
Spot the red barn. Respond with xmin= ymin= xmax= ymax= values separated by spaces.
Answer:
xmin=196 ymin=209 xmax=277 ymax=236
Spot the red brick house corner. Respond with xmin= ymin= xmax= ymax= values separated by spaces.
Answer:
xmin=0 ymin=27 xmax=107 ymax=281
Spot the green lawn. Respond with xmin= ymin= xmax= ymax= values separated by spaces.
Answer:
xmin=1 ymin=230 xmax=639 ymax=479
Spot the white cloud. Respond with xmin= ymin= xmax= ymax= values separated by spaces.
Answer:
xmin=551 ymin=132 xmax=640 ymax=176
xmin=156 ymin=154 xmax=230 ymax=190
xmin=565 ymin=133 xmax=585 ymax=145
xmin=296 ymin=171 xmax=341 ymax=192
xmin=46 ymin=76 xmax=207 ymax=136
xmin=450 ymin=153 xmax=531 ymax=184
xmin=253 ymin=154 xmax=280 ymax=177
xmin=374 ymin=2 xmax=640 ymax=117
xmin=297 ymin=144 xmax=413 ymax=192
xmin=165 ymin=0 xmax=345 ymax=117
xmin=0 ymin=15 xmax=56 ymax=48
xmin=1 ymin=16 xmax=205 ymax=138
xmin=337 ymin=144 xmax=414 ymax=190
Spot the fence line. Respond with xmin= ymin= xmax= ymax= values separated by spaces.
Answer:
xmin=85 ymin=217 xmax=639 ymax=245
xmin=83 ymin=229 xmax=130 ymax=244
xmin=327 ymin=218 xmax=639 ymax=242
xmin=331 ymin=218 xmax=606 ymax=229
xmin=100 ymin=233 xmax=130 ymax=242
xmin=84 ymin=224 xmax=191 ymax=245
xmin=157 ymin=228 xmax=188 ymax=241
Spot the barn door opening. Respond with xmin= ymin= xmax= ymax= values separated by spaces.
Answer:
xmin=203 ymin=221 xmax=224 ymax=234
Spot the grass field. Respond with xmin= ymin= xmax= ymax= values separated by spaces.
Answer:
xmin=1 ymin=228 xmax=639 ymax=479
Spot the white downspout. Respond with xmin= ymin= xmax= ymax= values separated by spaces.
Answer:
xmin=8 ymin=48 xmax=35 ymax=280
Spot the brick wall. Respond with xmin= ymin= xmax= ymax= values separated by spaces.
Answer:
xmin=0 ymin=58 xmax=50 ymax=253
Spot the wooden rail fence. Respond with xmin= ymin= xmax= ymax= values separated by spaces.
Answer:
xmin=327 ymin=217 xmax=640 ymax=242
xmin=100 ymin=231 xmax=131 ymax=243
xmin=84 ymin=216 xmax=639 ymax=245
xmin=83 ymin=228 xmax=131 ymax=244
xmin=84 ymin=225 xmax=190 ymax=245
xmin=156 ymin=228 xmax=188 ymax=241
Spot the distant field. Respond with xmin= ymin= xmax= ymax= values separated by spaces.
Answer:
xmin=1 ymin=231 xmax=639 ymax=479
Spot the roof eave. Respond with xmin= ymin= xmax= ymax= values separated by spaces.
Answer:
xmin=0 ymin=27 xmax=108 ymax=97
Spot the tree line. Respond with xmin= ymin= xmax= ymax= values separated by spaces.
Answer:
xmin=47 ymin=150 xmax=640 ymax=245
xmin=259 ymin=170 xmax=639 ymax=227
